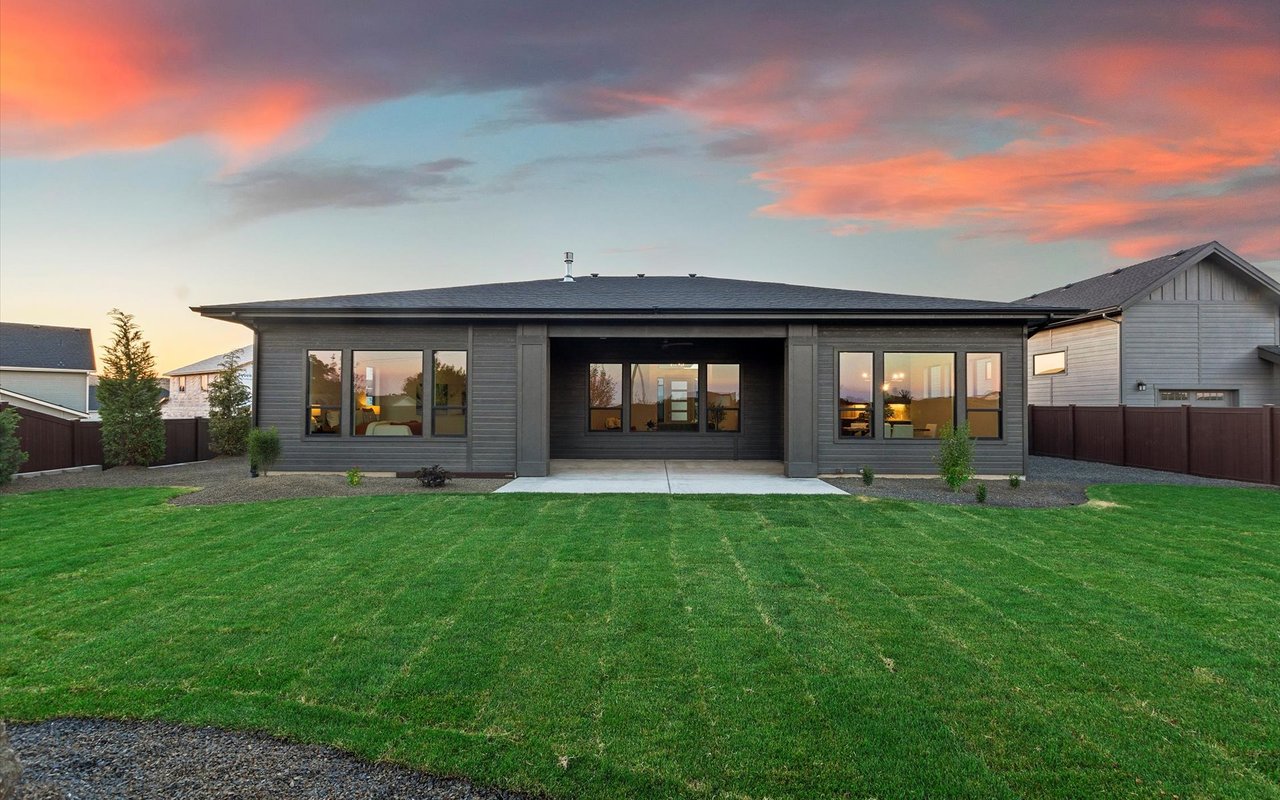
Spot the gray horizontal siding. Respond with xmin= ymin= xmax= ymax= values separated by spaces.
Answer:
xmin=1026 ymin=318 xmax=1121 ymax=405
xmin=549 ymin=339 xmax=783 ymax=460
xmin=0 ymin=369 xmax=88 ymax=412
xmin=255 ymin=321 xmax=517 ymax=472
xmin=815 ymin=323 xmax=1026 ymax=475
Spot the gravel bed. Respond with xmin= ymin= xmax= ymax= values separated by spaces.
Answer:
xmin=1 ymin=457 xmax=508 ymax=506
xmin=9 ymin=718 xmax=534 ymax=800
xmin=823 ymin=455 xmax=1273 ymax=508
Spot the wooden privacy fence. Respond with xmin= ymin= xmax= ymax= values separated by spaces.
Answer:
xmin=1029 ymin=404 xmax=1280 ymax=486
xmin=3 ymin=404 xmax=214 ymax=473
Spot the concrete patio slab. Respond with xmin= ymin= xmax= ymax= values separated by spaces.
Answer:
xmin=494 ymin=460 xmax=847 ymax=495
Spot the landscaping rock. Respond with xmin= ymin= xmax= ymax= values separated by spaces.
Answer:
xmin=0 ymin=721 xmax=21 ymax=800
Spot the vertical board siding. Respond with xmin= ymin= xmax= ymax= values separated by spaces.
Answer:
xmin=1026 ymin=319 xmax=1120 ymax=406
xmin=1073 ymin=406 xmax=1124 ymax=465
xmin=255 ymin=321 xmax=517 ymax=473
xmin=815 ymin=323 xmax=1026 ymax=475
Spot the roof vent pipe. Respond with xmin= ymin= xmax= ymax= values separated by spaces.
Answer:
xmin=562 ymin=251 xmax=575 ymax=282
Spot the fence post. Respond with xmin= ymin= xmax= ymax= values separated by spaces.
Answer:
xmin=1263 ymin=406 xmax=1273 ymax=486
xmin=1068 ymin=404 xmax=1076 ymax=460
xmin=194 ymin=416 xmax=201 ymax=462
xmin=1118 ymin=405 xmax=1127 ymax=467
xmin=1182 ymin=404 xmax=1192 ymax=474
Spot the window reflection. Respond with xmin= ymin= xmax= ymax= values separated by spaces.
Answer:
xmin=882 ymin=353 xmax=955 ymax=439
xmin=353 ymin=351 xmax=423 ymax=436
xmin=631 ymin=364 xmax=699 ymax=432
xmin=432 ymin=351 xmax=467 ymax=436
xmin=838 ymin=352 xmax=873 ymax=438
xmin=307 ymin=350 xmax=342 ymax=435
xmin=588 ymin=363 xmax=624 ymax=431
xmin=966 ymin=352 xmax=1002 ymax=438
xmin=707 ymin=364 xmax=740 ymax=432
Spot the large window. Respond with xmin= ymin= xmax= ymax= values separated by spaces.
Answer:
xmin=631 ymin=363 xmax=699 ymax=432
xmin=882 ymin=353 xmax=954 ymax=439
xmin=706 ymin=364 xmax=740 ymax=432
xmin=838 ymin=352 xmax=874 ymax=438
xmin=1033 ymin=351 xmax=1066 ymax=376
xmin=432 ymin=351 xmax=468 ymax=436
xmin=588 ymin=363 xmax=624 ymax=431
xmin=306 ymin=350 xmax=342 ymax=435
xmin=966 ymin=353 xmax=1002 ymax=439
xmin=352 ymin=351 xmax=423 ymax=436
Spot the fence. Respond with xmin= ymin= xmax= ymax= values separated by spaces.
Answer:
xmin=1028 ymin=404 xmax=1280 ymax=486
xmin=3 ymin=404 xmax=214 ymax=473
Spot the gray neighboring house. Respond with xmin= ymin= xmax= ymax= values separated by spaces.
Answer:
xmin=194 ymin=273 xmax=1076 ymax=477
xmin=0 ymin=322 xmax=95 ymax=419
xmin=1018 ymin=241 xmax=1280 ymax=407
xmin=162 ymin=346 xmax=253 ymax=419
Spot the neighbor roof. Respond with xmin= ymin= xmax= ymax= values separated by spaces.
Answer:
xmin=1016 ymin=241 xmax=1280 ymax=312
xmin=164 ymin=345 xmax=253 ymax=377
xmin=0 ymin=322 xmax=95 ymax=371
xmin=194 ymin=276 xmax=1077 ymax=319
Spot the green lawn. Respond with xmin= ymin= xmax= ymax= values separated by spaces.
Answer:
xmin=1 ymin=486 xmax=1278 ymax=799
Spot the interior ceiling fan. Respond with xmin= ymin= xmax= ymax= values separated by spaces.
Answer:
xmin=660 ymin=339 xmax=694 ymax=350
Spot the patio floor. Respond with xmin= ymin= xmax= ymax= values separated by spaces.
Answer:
xmin=494 ymin=460 xmax=848 ymax=495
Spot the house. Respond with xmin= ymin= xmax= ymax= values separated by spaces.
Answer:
xmin=1019 ymin=242 xmax=1280 ymax=407
xmin=0 ymin=322 xmax=95 ymax=419
xmin=161 ymin=346 xmax=253 ymax=419
xmin=192 ymin=270 xmax=1079 ymax=477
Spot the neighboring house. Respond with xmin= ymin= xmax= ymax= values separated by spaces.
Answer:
xmin=161 ymin=346 xmax=253 ymax=419
xmin=1019 ymin=241 xmax=1280 ymax=407
xmin=192 ymin=274 xmax=1076 ymax=477
xmin=0 ymin=322 xmax=95 ymax=419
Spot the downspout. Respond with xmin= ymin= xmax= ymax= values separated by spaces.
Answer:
xmin=1098 ymin=310 xmax=1122 ymax=404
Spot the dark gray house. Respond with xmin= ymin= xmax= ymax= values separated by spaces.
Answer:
xmin=1020 ymin=242 xmax=1280 ymax=407
xmin=193 ymin=273 xmax=1076 ymax=477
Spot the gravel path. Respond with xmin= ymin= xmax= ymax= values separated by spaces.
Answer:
xmin=9 ymin=718 xmax=535 ymax=800
xmin=823 ymin=455 xmax=1274 ymax=508
xmin=1 ymin=458 xmax=509 ymax=505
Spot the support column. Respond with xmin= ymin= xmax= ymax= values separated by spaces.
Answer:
xmin=784 ymin=324 xmax=819 ymax=477
xmin=515 ymin=324 xmax=551 ymax=476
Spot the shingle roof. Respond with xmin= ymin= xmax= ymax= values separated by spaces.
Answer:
xmin=164 ymin=345 xmax=253 ymax=377
xmin=1015 ymin=243 xmax=1216 ymax=311
xmin=0 ymin=322 xmax=95 ymax=370
xmin=195 ymin=276 xmax=1075 ymax=317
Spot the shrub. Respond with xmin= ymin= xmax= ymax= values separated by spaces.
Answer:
xmin=208 ymin=350 xmax=251 ymax=456
xmin=860 ymin=465 xmax=874 ymax=486
xmin=97 ymin=309 xmax=165 ymax=466
xmin=976 ymin=483 xmax=988 ymax=504
xmin=934 ymin=420 xmax=975 ymax=493
xmin=414 ymin=464 xmax=452 ymax=488
xmin=1008 ymin=474 xmax=1022 ymax=489
xmin=346 ymin=467 xmax=362 ymax=487
xmin=247 ymin=427 xmax=282 ymax=475
xmin=0 ymin=407 xmax=28 ymax=485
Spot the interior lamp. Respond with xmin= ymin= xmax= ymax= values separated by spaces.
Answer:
xmin=309 ymin=407 xmax=321 ymax=418
xmin=371 ymin=404 xmax=381 ymax=416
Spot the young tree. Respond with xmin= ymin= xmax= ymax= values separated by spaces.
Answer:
xmin=97 ymin=309 xmax=166 ymax=466
xmin=0 ymin=407 xmax=28 ymax=484
xmin=208 ymin=349 xmax=252 ymax=455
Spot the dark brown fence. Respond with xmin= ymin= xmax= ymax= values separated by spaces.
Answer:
xmin=1029 ymin=404 xmax=1279 ymax=486
xmin=3 ymin=404 xmax=214 ymax=473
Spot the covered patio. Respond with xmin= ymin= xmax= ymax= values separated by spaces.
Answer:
xmin=494 ymin=459 xmax=847 ymax=494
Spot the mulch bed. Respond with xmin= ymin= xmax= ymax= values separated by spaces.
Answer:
xmin=9 ymin=718 xmax=535 ymax=800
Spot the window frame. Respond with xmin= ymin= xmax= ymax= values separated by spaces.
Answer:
xmin=881 ymin=351 xmax=957 ymax=442
xmin=1032 ymin=350 xmax=1067 ymax=377
xmin=431 ymin=350 xmax=468 ymax=438
xmin=199 ymin=373 xmax=210 ymax=392
xmin=177 ymin=375 xmax=186 ymax=393
xmin=305 ymin=349 xmax=344 ymax=438
xmin=705 ymin=363 xmax=742 ymax=433
xmin=836 ymin=351 xmax=875 ymax=440
xmin=587 ymin=363 xmax=625 ymax=433
xmin=350 ymin=349 xmax=425 ymax=439
xmin=965 ymin=352 xmax=1003 ymax=440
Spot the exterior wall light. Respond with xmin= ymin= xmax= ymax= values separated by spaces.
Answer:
xmin=1136 ymin=381 xmax=1147 ymax=392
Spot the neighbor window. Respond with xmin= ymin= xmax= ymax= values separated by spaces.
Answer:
xmin=707 ymin=364 xmax=740 ymax=432
xmin=200 ymin=373 xmax=210 ymax=391
xmin=588 ymin=363 xmax=624 ymax=431
xmin=631 ymin=363 xmax=699 ymax=432
xmin=352 ymin=351 xmax=423 ymax=436
xmin=838 ymin=352 xmax=874 ymax=438
xmin=432 ymin=351 xmax=468 ymax=436
xmin=1159 ymin=390 xmax=1190 ymax=402
xmin=966 ymin=353 xmax=1002 ymax=438
xmin=1033 ymin=351 xmax=1066 ymax=376
xmin=882 ymin=353 xmax=955 ymax=439
xmin=306 ymin=350 xmax=343 ymax=435
xmin=177 ymin=376 xmax=186 ymax=393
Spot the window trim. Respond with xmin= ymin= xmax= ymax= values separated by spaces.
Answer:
xmin=705 ymin=363 xmax=742 ymax=433
xmin=431 ymin=349 xmax=468 ymax=438
xmin=350 ymin=349 xmax=426 ymax=439
xmin=305 ymin=349 xmax=344 ymax=438
xmin=1032 ymin=350 xmax=1067 ymax=377
xmin=177 ymin=375 xmax=186 ymax=393
xmin=965 ymin=352 xmax=1003 ymax=440
xmin=880 ymin=351 xmax=957 ymax=443
xmin=835 ymin=351 xmax=875 ymax=441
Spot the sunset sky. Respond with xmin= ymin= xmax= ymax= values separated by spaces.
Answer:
xmin=2 ymin=1 xmax=1278 ymax=371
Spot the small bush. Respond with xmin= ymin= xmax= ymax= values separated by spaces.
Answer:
xmin=860 ymin=465 xmax=874 ymax=486
xmin=976 ymin=483 xmax=988 ymax=504
xmin=0 ymin=407 xmax=28 ymax=485
xmin=415 ymin=464 xmax=452 ymax=488
xmin=247 ymin=427 xmax=282 ymax=475
xmin=1008 ymin=474 xmax=1022 ymax=489
xmin=346 ymin=467 xmax=362 ymax=487
xmin=934 ymin=420 xmax=975 ymax=493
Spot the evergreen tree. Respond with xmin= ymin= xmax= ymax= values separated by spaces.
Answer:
xmin=97 ymin=309 xmax=166 ymax=466
xmin=0 ymin=407 xmax=28 ymax=484
xmin=208 ymin=350 xmax=252 ymax=455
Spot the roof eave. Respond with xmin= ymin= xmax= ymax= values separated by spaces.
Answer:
xmin=195 ymin=306 xmax=1078 ymax=322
